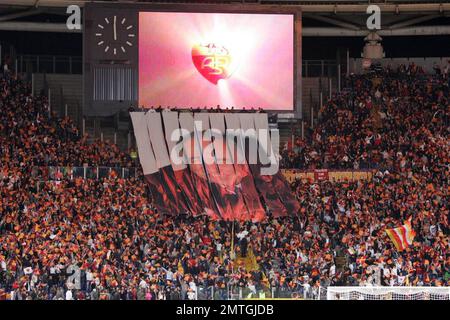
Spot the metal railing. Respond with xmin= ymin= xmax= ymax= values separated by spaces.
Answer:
xmin=18 ymin=56 xmax=335 ymax=78
xmin=225 ymin=284 xmax=319 ymax=300
xmin=302 ymin=60 xmax=339 ymax=78
xmin=18 ymin=55 xmax=82 ymax=75
xmin=31 ymin=166 xmax=138 ymax=181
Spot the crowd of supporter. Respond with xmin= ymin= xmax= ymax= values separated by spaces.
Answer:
xmin=0 ymin=75 xmax=132 ymax=168
xmin=131 ymin=104 xmax=266 ymax=113
xmin=281 ymin=62 xmax=449 ymax=170
xmin=0 ymin=62 xmax=449 ymax=300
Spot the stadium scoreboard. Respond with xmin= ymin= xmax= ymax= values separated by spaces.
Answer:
xmin=83 ymin=2 xmax=302 ymax=117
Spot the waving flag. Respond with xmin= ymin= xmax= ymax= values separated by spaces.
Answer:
xmin=386 ymin=219 xmax=416 ymax=251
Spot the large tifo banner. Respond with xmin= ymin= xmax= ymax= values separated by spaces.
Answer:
xmin=138 ymin=12 xmax=294 ymax=110
xmin=131 ymin=111 xmax=299 ymax=222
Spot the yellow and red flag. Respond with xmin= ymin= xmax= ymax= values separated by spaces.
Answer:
xmin=386 ymin=219 xmax=416 ymax=251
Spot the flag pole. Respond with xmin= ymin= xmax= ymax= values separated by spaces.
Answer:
xmin=231 ymin=220 xmax=235 ymax=260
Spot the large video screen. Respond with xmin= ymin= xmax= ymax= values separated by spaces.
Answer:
xmin=139 ymin=12 xmax=294 ymax=110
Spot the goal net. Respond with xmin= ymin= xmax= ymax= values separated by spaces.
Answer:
xmin=320 ymin=287 xmax=450 ymax=300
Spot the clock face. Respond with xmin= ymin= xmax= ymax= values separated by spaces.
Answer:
xmin=95 ymin=16 xmax=135 ymax=56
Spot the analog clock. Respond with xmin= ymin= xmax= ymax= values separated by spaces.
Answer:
xmin=95 ymin=15 xmax=135 ymax=56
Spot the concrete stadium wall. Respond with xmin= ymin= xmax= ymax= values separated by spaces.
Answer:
xmin=32 ymin=73 xmax=82 ymax=126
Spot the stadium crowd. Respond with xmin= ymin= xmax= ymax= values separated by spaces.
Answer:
xmin=0 ymin=62 xmax=449 ymax=300
xmin=0 ymin=75 xmax=132 ymax=168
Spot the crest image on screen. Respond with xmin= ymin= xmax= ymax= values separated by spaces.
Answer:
xmin=138 ymin=12 xmax=294 ymax=110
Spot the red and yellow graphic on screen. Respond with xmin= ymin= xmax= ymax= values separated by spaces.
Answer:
xmin=138 ymin=12 xmax=294 ymax=110
xmin=191 ymin=43 xmax=234 ymax=85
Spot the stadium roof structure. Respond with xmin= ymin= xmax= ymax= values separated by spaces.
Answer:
xmin=0 ymin=0 xmax=448 ymax=36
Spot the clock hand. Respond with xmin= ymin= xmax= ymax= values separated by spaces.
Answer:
xmin=113 ymin=15 xmax=117 ymax=41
